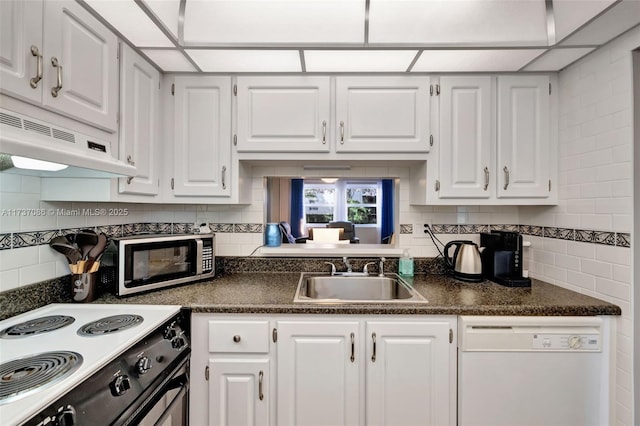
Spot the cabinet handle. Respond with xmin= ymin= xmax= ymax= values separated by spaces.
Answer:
xmin=371 ymin=332 xmax=377 ymax=362
xmin=50 ymin=57 xmax=63 ymax=97
xmin=483 ymin=167 xmax=489 ymax=191
xmin=127 ymin=155 xmax=135 ymax=166
xmin=171 ymin=177 xmax=174 ymax=190
xmin=350 ymin=332 xmax=355 ymax=362
xmin=258 ymin=371 xmax=264 ymax=401
xmin=503 ymin=166 xmax=510 ymax=190
xmin=233 ymin=335 xmax=241 ymax=343
xmin=126 ymin=176 xmax=134 ymax=184
xmin=340 ymin=121 xmax=345 ymax=144
xmin=30 ymin=46 xmax=43 ymax=89
xmin=221 ymin=165 xmax=227 ymax=190
xmin=322 ymin=120 xmax=327 ymax=144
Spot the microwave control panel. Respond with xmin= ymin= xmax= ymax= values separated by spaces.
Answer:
xmin=202 ymin=239 xmax=214 ymax=273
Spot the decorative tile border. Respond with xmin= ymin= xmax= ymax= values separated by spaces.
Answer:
xmin=0 ymin=222 xmax=631 ymax=250
xmin=428 ymin=224 xmax=629 ymax=248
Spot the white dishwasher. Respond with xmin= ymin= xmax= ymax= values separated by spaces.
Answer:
xmin=458 ymin=316 xmax=611 ymax=426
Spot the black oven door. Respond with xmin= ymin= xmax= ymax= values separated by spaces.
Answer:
xmin=124 ymin=240 xmax=197 ymax=289
xmin=126 ymin=360 xmax=189 ymax=426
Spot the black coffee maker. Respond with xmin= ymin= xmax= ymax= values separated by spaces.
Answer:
xmin=480 ymin=231 xmax=531 ymax=287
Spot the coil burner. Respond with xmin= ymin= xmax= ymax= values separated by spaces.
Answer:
xmin=0 ymin=351 xmax=82 ymax=404
xmin=77 ymin=314 xmax=143 ymax=336
xmin=0 ymin=316 xmax=75 ymax=338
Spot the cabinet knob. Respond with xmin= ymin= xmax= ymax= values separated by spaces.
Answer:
xmin=233 ymin=335 xmax=241 ymax=343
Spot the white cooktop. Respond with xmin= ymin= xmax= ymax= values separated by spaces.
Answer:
xmin=0 ymin=303 xmax=181 ymax=426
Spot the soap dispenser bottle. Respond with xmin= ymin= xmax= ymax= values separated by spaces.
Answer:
xmin=398 ymin=249 xmax=414 ymax=277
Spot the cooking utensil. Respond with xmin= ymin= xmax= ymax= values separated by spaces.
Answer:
xmin=50 ymin=240 xmax=82 ymax=264
xmin=84 ymin=233 xmax=108 ymax=272
xmin=443 ymin=240 xmax=483 ymax=282
xmin=75 ymin=230 xmax=99 ymax=260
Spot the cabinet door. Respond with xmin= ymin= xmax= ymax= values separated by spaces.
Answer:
xmin=236 ymin=76 xmax=331 ymax=152
xmin=0 ymin=0 xmax=43 ymax=103
xmin=438 ymin=76 xmax=493 ymax=198
xmin=366 ymin=320 xmax=455 ymax=426
xmin=276 ymin=320 xmax=360 ymax=426
xmin=209 ymin=359 xmax=270 ymax=426
xmin=173 ymin=76 xmax=231 ymax=197
xmin=43 ymin=0 xmax=118 ymax=132
xmin=118 ymin=44 xmax=160 ymax=196
xmin=497 ymin=75 xmax=550 ymax=198
xmin=335 ymin=76 xmax=430 ymax=152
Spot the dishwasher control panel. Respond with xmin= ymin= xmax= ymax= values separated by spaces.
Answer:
xmin=532 ymin=333 xmax=601 ymax=351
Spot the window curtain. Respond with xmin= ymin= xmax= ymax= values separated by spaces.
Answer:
xmin=290 ymin=178 xmax=304 ymax=238
xmin=381 ymin=179 xmax=394 ymax=241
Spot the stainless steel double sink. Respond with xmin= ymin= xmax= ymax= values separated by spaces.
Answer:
xmin=293 ymin=273 xmax=428 ymax=303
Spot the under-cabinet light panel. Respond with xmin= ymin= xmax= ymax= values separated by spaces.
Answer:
xmin=186 ymin=50 xmax=301 ymax=72
xmin=524 ymin=48 xmax=595 ymax=71
xmin=412 ymin=49 xmax=546 ymax=72
xmin=304 ymin=50 xmax=418 ymax=72
xmin=84 ymin=0 xmax=173 ymax=47
xmin=141 ymin=49 xmax=197 ymax=72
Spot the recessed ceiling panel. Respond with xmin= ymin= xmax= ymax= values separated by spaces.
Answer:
xmin=141 ymin=0 xmax=181 ymax=39
xmin=84 ymin=0 xmax=173 ymax=47
xmin=559 ymin=0 xmax=640 ymax=46
xmin=141 ymin=49 xmax=197 ymax=72
xmin=553 ymin=0 xmax=616 ymax=43
xmin=369 ymin=0 xmax=548 ymax=45
xmin=305 ymin=50 xmax=418 ymax=72
xmin=183 ymin=0 xmax=365 ymax=45
xmin=412 ymin=49 xmax=546 ymax=72
xmin=524 ymin=47 xmax=595 ymax=71
xmin=187 ymin=50 xmax=301 ymax=72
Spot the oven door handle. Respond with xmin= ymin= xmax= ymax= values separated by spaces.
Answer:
xmin=154 ymin=374 xmax=189 ymax=426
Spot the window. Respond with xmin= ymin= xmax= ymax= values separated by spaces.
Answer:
xmin=303 ymin=179 xmax=380 ymax=226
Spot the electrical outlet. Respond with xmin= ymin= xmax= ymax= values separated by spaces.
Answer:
xmin=413 ymin=220 xmax=432 ymax=239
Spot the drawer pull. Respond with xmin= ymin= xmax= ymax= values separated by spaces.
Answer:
xmin=233 ymin=335 xmax=241 ymax=343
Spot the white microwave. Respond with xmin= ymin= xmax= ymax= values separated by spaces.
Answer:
xmin=102 ymin=234 xmax=215 ymax=296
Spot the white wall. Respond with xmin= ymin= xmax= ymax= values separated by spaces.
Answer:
xmin=521 ymin=25 xmax=639 ymax=426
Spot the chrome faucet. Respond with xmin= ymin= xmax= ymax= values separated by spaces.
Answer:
xmin=324 ymin=262 xmax=337 ymax=276
xmin=362 ymin=262 xmax=376 ymax=275
xmin=343 ymin=257 xmax=353 ymax=273
xmin=378 ymin=257 xmax=386 ymax=277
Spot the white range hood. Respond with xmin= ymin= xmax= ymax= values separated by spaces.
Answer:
xmin=0 ymin=108 xmax=136 ymax=178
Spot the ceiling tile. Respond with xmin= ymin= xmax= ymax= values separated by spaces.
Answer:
xmin=183 ymin=0 xmax=365 ymax=45
xmin=186 ymin=50 xmax=301 ymax=72
xmin=141 ymin=49 xmax=197 ymax=72
xmin=411 ymin=49 xmax=546 ymax=72
xmin=524 ymin=48 xmax=596 ymax=71
xmin=559 ymin=0 xmax=640 ymax=46
xmin=141 ymin=0 xmax=181 ymax=39
xmin=369 ymin=0 xmax=548 ymax=45
xmin=305 ymin=50 xmax=418 ymax=72
xmin=553 ymin=0 xmax=616 ymax=43
xmin=83 ymin=0 xmax=173 ymax=47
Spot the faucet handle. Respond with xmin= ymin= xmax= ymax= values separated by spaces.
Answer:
xmin=324 ymin=262 xmax=337 ymax=275
xmin=378 ymin=257 xmax=386 ymax=277
xmin=362 ymin=262 xmax=376 ymax=275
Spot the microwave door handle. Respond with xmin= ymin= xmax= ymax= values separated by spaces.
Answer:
xmin=196 ymin=239 xmax=203 ymax=275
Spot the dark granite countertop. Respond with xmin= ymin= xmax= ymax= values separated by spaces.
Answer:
xmin=93 ymin=273 xmax=621 ymax=316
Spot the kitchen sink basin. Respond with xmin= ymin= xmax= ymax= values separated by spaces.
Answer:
xmin=293 ymin=273 xmax=428 ymax=303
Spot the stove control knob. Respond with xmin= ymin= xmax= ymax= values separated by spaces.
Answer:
xmin=164 ymin=324 xmax=177 ymax=340
xmin=110 ymin=374 xmax=131 ymax=396
xmin=172 ymin=335 xmax=186 ymax=350
xmin=136 ymin=356 xmax=153 ymax=375
xmin=56 ymin=405 xmax=77 ymax=426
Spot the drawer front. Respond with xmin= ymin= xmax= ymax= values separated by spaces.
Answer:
xmin=208 ymin=320 xmax=270 ymax=353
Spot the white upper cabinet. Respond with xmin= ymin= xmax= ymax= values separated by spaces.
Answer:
xmin=236 ymin=77 xmax=331 ymax=152
xmin=118 ymin=44 xmax=160 ymax=196
xmin=0 ymin=0 xmax=43 ymax=104
xmin=0 ymin=0 xmax=118 ymax=133
xmin=497 ymin=75 xmax=550 ymax=199
xmin=335 ymin=76 xmax=430 ymax=152
xmin=437 ymin=76 xmax=493 ymax=199
xmin=172 ymin=76 xmax=231 ymax=197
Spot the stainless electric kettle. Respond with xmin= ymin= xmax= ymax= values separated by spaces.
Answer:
xmin=443 ymin=240 xmax=483 ymax=282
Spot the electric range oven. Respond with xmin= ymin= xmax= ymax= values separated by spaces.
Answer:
xmin=0 ymin=304 xmax=190 ymax=426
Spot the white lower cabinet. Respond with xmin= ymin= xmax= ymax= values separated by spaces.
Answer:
xmin=192 ymin=314 xmax=456 ymax=426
